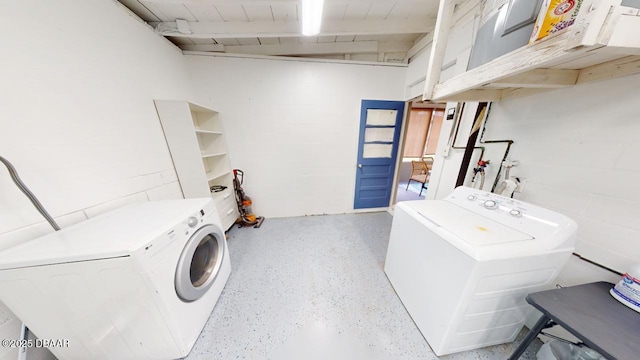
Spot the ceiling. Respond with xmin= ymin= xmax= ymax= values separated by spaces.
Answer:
xmin=118 ymin=0 xmax=441 ymax=63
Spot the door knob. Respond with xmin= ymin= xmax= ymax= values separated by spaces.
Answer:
xmin=358 ymin=164 xmax=363 ymax=168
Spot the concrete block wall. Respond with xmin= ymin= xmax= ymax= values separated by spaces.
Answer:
xmin=185 ymin=55 xmax=407 ymax=218
xmin=421 ymin=3 xmax=637 ymax=283
xmin=485 ymin=74 xmax=640 ymax=275
xmin=0 ymin=0 xmax=190 ymax=244
xmin=0 ymin=1 xmax=193 ymax=356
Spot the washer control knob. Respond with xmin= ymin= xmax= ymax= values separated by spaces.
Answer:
xmin=483 ymin=200 xmax=497 ymax=209
xmin=467 ymin=195 xmax=476 ymax=201
xmin=510 ymin=209 xmax=522 ymax=217
xmin=187 ymin=216 xmax=198 ymax=228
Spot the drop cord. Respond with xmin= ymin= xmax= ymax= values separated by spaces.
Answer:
xmin=0 ymin=156 xmax=59 ymax=231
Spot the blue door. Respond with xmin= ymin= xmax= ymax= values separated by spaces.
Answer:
xmin=353 ymin=100 xmax=405 ymax=209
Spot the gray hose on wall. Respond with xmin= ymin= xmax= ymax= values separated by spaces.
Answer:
xmin=0 ymin=156 xmax=60 ymax=231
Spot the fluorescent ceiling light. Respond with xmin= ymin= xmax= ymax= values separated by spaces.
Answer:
xmin=302 ymin=0 xmax=324 ymax=36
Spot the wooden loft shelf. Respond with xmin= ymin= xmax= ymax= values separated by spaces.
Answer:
xmin=432 ymin=35 xmax=640 ymax=102
xmin=424 ymin=0 xmax=640 ymax=102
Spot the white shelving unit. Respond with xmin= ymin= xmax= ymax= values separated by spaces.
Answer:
xmin=424 ymin=0 xmax=640 ymax=102
xmin=154 ymin=100 xmax=239 ymax=230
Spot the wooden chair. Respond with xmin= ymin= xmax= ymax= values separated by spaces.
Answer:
xmin=406 ymin=157 xmax=433 ymax=196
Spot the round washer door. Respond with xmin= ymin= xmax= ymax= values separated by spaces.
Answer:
xmin=175 ymin=224 xmax=225 ymax=302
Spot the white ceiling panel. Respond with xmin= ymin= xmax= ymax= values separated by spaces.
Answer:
xmin=118 ymin=0 xmax=161 ymax=21
xmin=138 ymin=2 xmax=171 ymax=21
xmin=214 ymin=4 xmax=249 ymax=21
xmin=118 ymin=0 xmax=440 ymax=63
xmin=386 ymin=1 xmax=413 ymax=20
xmin=140 ymin=1 xmax=197 ymax=21
xmin=323 ymin=4 xmax=347 ymax=20
xmin=242 ymin=4 xmax=274 ymax=21
xmin=270 ymin=3 xmax=298 ymax=21
xmin=343 ymin=3 xmax=372 ymax=20
xmin=185 ymin=4 xmax=223 ymax=22
xmin=407 ymin=3 xmax=436 ymax=18
xmin=366 ymin=3 xmax=395 ymax=20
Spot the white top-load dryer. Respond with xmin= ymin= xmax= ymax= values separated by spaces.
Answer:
xmin=0 ymin=198 xmax=230 ymax=360
xmin=384 ymin=186 xmax=577 ymax=356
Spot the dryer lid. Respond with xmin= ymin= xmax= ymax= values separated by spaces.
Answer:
xmin=0 ymin=198 xmax=214 ymax=270
xmin=402 ymin=201 xmax=534 ymax=246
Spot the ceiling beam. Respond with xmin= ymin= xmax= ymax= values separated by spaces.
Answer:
xmin=407 ymin=33 xmax=434 ymax=60
xmin=179 ymin=44 xmax=226 ymax=52
xmin=152 ymin=18 xmax=436 ymax=38
xmin=423 ymin=0 xmax=455 ymax=100
xmin=211 ymin=41 xmax=379 ymax=56
xmin=406 ymin=0 xmax=478 ymax=60
xmin=144 ymin=0 xmax=432 ymax=5
xmin=379 ymin=41 xmax=414 ymax=53
xmin=178 ymin=41 xmax=413 ymax=58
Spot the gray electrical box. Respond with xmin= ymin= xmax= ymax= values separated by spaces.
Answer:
xmin=468 ymin=0 xmax=544 ymax=70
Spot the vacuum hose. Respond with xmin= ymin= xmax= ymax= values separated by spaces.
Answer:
xmin=0 ymin=156 xmax=60 ymax=231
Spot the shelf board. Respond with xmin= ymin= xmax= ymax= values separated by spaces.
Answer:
xmin=201 ymin=152 xmax=226 ymax=159
xmin=426 ymin=1 xmax=640 ymax=102
xmin=211 ymin=187 xmax=234 ymax=202
xmin=206 ymin=170 xmax=231 ymax=182
xmin=195 ymin=129 xmax=223 ymax=135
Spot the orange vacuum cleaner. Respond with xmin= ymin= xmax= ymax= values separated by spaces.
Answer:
xmin=233 ymin=169 xmax=264 ymax=228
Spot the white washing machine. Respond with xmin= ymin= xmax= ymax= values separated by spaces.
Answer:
xmin=0 ymin=198 xmax=231 ymax=360
xmin=384 ymin=186 xmax=577 ymax=356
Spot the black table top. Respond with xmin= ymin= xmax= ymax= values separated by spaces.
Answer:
xmin=527 ymin=281 xmax=640 ymax=360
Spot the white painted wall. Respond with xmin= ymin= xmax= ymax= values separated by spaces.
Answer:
xmin=185 ymin=55 xmax=407 ymax=218
xmin=405 ymin=49 xmax=431 ymax=100
xmin=485 ymin=75 xmax=640 ymax=275
xmin=405 ymin=5 xmax=479 ymax=203
xmin=0 ymin=1 xmax=192 ymax=358
xmin=404 ymin=6 xmax=477 ymax=100
xmin=423 ymin=4 xmax=638 ymax=285
xmin=430 ymin=78 xmax=640 ymax=281
xmin=426 ymin=101 xmax=481 ymax=200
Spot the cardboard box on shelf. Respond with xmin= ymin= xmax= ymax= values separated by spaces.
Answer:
xmin=529 ymin=0 xmax=584 ymax=43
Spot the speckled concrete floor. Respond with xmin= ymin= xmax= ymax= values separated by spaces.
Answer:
xmin=185 ymin=212 xmax=541 ymax=360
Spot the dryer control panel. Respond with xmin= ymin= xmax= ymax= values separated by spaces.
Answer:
xmin=139 ymin=200 xmax=218 ymax=262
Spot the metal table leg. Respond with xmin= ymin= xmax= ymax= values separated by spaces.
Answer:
xmin=508 ymin=315 xmax=553 ymax=360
